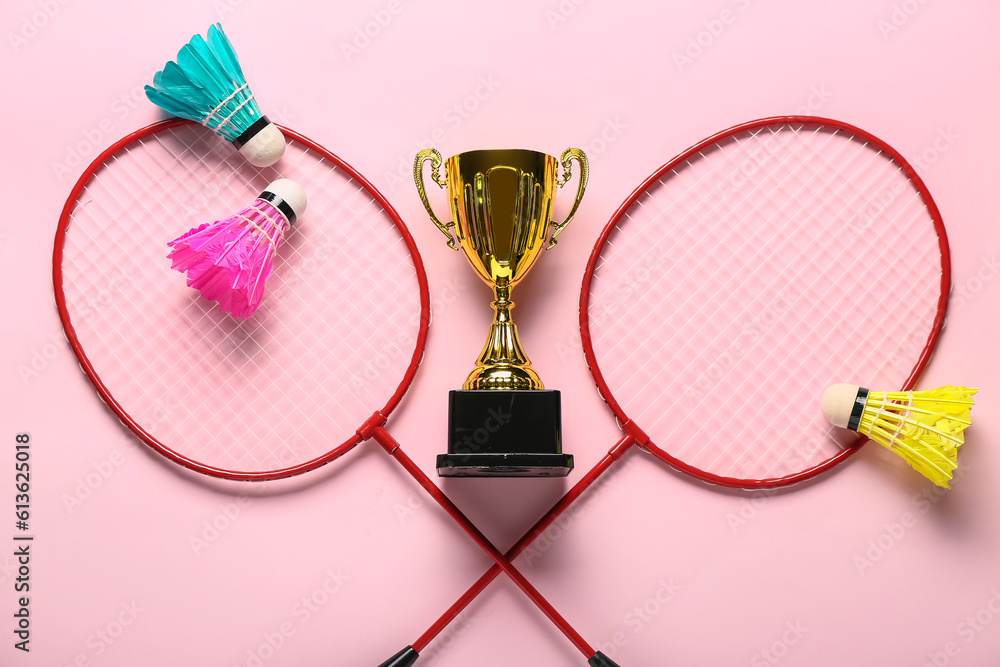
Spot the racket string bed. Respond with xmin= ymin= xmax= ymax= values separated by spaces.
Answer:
xmin=57 ymin=120 xmax=425 ymax=475
xmin=697 ymin=229 xmax=938 ymax=476
xmin=587 ymin=120 xmax=944 ymax=482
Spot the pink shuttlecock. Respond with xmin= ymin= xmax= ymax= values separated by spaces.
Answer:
xmin=168 ymin=178 xmax=306 ymax=318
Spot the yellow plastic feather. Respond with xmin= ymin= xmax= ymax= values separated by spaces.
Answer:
xmin=858 ymin=386 xmax=977 ymax=488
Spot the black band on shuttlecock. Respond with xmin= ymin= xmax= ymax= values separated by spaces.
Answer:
xmin=258 ymin=190 xmax=297 ymax=224
xmin=847 ymin=386 xmax=869 ymax=432
xmin=232 ymin=115 xmax=271 ymax=149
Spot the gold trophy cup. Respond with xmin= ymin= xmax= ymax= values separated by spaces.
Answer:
xmin=415 ymin=147 xmax=588 ymax=476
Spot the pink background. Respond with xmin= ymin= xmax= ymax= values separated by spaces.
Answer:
xmin=3 ymin=1 xmax=1000 ymax=665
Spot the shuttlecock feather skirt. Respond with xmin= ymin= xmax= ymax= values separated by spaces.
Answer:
xmin=168 ymin=198 xmax=290 ymax=319
xmin=856 ymin=386 xmax=976 ymax=488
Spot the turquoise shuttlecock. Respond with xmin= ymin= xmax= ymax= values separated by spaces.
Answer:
xmin=145 ymin=23 xmax=285 ymax=167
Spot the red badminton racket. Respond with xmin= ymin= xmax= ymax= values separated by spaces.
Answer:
xmin=53 ymin=119 xmax=615 ymax=666
xmin=387 ymin=115 xmax=950 ymax=663
xmin=54 ymin=119 xmax=427 ymax=480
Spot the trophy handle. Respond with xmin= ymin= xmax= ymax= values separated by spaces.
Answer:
xmin=547 ymin=147 xmax=589 ymax=249
xmin=414 ymin=148 xmax=459 ymax=250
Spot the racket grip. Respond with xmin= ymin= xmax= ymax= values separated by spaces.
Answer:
xmin=589 ymin=651 xmax=622 ymax=666
xmin=377 ymin=645 xmax=419 ymax=667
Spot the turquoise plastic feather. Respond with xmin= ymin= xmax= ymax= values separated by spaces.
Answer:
xmin=145 ymin=24 xmax=264 ymax=142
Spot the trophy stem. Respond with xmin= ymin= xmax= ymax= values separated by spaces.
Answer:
xmin=463 ymin=283 xmax=545 ymax=391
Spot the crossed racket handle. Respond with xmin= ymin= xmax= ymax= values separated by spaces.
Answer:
xmin=361 ymin=410 xmax=649 ymax=666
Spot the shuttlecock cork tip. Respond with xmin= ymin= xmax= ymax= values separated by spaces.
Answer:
xmin=821 ymin=383 xmax=863 ymax=430
xmin=239 ymin=123 xmax=286 ymax=167
xmin=262 ymin=179 xmax=307 ymax=224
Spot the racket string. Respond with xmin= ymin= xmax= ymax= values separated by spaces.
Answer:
xmin=61 ymin=124 xmax=423 ymax=472
xmin=594 ymin=127 xmax=861 ymax=408
xmin=721 ymin=234 xmax=939 ymax=475
xmin=593 ymin=124 xmax=846 ymax=371
xmin=675 ymin=166 xmax=937 ymax=472
xmin=586 ymin=122 xmax=944 ymax=481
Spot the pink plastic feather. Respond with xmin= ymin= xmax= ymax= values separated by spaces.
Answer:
xmin=168 ymin=179 xmax=306 ymax=318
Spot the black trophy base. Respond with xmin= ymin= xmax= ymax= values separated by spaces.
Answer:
xmin=438 ymin=390 xmax=573 ymax=478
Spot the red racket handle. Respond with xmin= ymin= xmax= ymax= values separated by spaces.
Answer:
xmin=416 ymin=435 xmax=634 ymax=652
xmin=375 ymin=434 xmax=634 ymax=666
xmin=371 ymin=426 xmax=598 ymax=660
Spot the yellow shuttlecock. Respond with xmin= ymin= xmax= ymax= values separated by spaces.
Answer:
xmin=821 ymin=384 xmax=977 ymax=488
